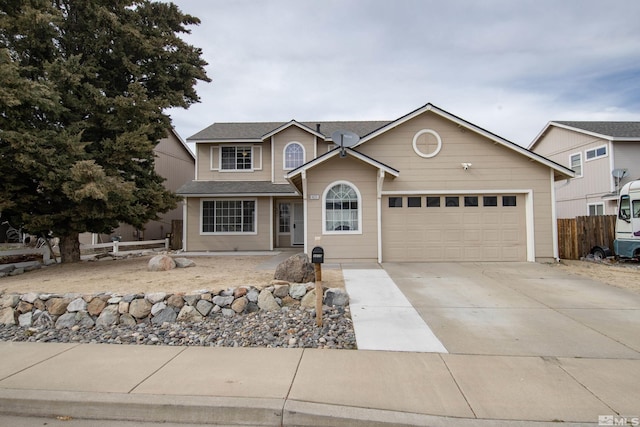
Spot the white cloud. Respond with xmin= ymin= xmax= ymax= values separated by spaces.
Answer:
xmin=164 ymin=0 xmax=640 ymax=146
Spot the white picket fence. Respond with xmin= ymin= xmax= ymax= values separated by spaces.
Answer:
xmin=83 ymin=238 xmax=169 ymax=255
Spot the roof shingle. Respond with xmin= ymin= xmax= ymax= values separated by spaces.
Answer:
xmin=554 ymin=121 xmax=640 ymax=138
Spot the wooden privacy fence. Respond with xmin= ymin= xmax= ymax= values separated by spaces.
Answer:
xmin=557 ymin=215 xmax=616 ymax=260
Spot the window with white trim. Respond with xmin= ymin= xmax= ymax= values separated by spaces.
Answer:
xmin=324 ymin=182 xmax=360 ymax=233
xmin=570 ymin=152 xmax=582 ymax=177
xmin=588 ymin=203 xmax=604 ymax=216
xmin=284 ymin=142 xmax=304 ymax=170
xmin=585 ymin=145 xmax=607 ymax=161
xmin=221 ymin=146 xmax=252 ymax=170
xmin=202 ymin=200 xmax=256 ymax=233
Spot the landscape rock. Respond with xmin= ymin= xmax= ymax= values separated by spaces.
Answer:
xmin=176 ymin=306 xmax=203 ymax=322
xmin=221 ymin=308 xmax=235 ymax=317
xmin=0 ymin=307 xmax=15 ymax=325
xmin=9 ymin=267 xmax=24 ymax=276
xmin=273 ymin=285 xmax=290 ymax=298
xmin=55 ymin=312 xmax=77 ymax=329
xmin=146 ymin=292 xmax=167 ymax=304
xmin=151 ymin=307 xmax=177 ymax=325
xmin=76 ymin=311 xmax=95 ymax=328
xmin=46 ymin=298 xmax=70 ymax=316
xmin=0 ymin=294 xmax=20 ymax=308
xmin=87 ymin=298 xmax=107 ymax=316
xmin=257 ymin=289 xmax=280 ymax=311
xmin=16 ymin=301 xmax=33 ymax=314
xmin=147 ymin=255 xmax=176 ymax=272
xmin=118 ymin=301 xmax=130 ymax=314
xmin=246 ymin=289 xmax=259 ymax=303
xmin=324 ymin=288 xmax=349 ymax=307
xmin=18 ymin=312 xmax=32 ymax=327
xmin=67 ymin=298 xmax=87 ymax=313
xmin=167 ymin=294 xmax=184 ymax=308
xmin=129 ymin=299 xmax=152 ymax=319
xmin=231 ymin=296 xmax=248 ymax=313
xmin=233 ymin=287 xmax=248 ymax=298
xmin=119 ymin=313 xmax=136 ymax=327
xmin=212 ymin=295 xmax=234 ymax=307
xmin=95 ymin=306 xmax=119 ymax=327
xmin=173 ymin=258 xmax=195 ymax=268
xmin=33 ymin=299 xmax=46 ymax=311
xmin=20 ymin=293 xmax=39 ymax=304
xmin=151 ymin=302 xmax=167 ymax=316
xmin=289 ymin=284 xmax=307 ymax=299
xmin=33 ymin=311 xmax=53 ymax=328
xmin=196 ymin=299 xmax=213 ymax=316
xmin=273 ymin=253 xmax=315 ymax=283
xmin=300 ymin=289 xmax=317 ymax=308
xmin=183 ymin=294 xmax=200 ymax=306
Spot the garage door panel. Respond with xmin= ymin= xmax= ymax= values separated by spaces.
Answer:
xmin=383 ymin=194 xmax=526 ymax=262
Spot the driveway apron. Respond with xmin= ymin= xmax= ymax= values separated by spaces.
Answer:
xmin=343 ymin=267 xmax=447 ymax=352
xmin=383 ymin=262 xmax=640 ymax=358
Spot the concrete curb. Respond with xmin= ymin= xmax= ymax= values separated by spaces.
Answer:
xmin=0 ymin=389 xmax=283 ymax=426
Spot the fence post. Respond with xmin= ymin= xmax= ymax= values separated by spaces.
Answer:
xmin=113 ymin=240 xmax=119 ymax=255
xmin=164 ymin=238 xmax=169 ymax=251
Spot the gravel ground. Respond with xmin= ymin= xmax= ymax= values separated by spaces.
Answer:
xmin=0 ymin=305 xmax=356 ymax=349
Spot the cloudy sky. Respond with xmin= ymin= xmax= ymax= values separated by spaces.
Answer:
xmin=163 ymin=0 xmax=640 ymax=148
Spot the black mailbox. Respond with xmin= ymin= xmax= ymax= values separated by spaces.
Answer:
xmin=311 ymin=246 xmax=324 ymax=264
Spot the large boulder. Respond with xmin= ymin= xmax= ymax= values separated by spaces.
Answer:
xmin=273 ymin=253 xmax=315 ymax=283
xmin=148 ymin=255 xmax=176 ymax=271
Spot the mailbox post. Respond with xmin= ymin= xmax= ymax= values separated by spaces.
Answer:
xmin=311 ymin=247 xmax=324 ymax=327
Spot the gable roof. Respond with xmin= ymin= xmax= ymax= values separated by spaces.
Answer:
xmin=356 ymin=103 xmax=575 ymax=181
xmin=285 ymin=147 xmax=399 ymax=193
xmin=187 ymin=120 xmax=390 ymax=142
xmin=529 ymin=121 xmax=640 ymax=150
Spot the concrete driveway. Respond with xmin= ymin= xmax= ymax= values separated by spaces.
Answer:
xmin=382 ymin=262 xmax=640 ymax=359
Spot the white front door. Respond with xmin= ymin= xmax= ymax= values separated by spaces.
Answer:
xmin=292 ymin=202 xmax=304 ymax=245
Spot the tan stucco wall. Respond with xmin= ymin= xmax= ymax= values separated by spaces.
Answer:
xmin=184 ymin=197 xmax=272 ymax=252
xmin=196 ymin=143 xmax=271 ymax=182
xmin=356 ymin=111 xmax=556 ymax=261
xmin=304 ymin=155 xmax=379 ymax=262
xmin=272 ymin=127 xmax=316 ymax=184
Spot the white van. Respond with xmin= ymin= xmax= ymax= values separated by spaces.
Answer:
xmin=614 ymin=180 xmax=640 ymax=259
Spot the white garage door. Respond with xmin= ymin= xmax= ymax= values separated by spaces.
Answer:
xmin=382 ymin=194 xmax=527 ymax=262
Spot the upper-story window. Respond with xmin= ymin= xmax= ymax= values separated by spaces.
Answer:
xmin=221 ymin=146 xmax=252 ymax=170
xmin=284 ymin=142 xmax=305 ymax=170
xmin=585 ymin=145 xmax=607 ymax=161
xmin=570 ymin=152 xmax=583 ymax=177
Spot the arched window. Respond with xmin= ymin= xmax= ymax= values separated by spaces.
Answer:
xmin=284 ymin=142 xmax=305 ymax=170
xmin=323 ymin=182 xmax=361 ymax=233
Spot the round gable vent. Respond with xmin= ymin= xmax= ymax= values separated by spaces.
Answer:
xmin=412 ymin=129 xmax=442 ymax=158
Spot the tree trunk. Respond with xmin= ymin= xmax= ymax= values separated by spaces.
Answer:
xmin=59 ymin=232 xmax=81 ymax=263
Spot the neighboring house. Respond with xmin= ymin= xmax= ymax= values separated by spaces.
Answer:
xmin=83 ymin=128 xmax=195 ymax=244
xmin=178 ymin=103 xmax=574 ymax=263
xmin=529 ymin=122 xmax=640 ymax=219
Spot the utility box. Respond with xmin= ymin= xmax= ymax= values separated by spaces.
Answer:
xmin=311 ymin=246 xmax=324 ymax=264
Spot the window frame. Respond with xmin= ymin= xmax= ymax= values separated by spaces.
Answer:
xmin=587 ymin=202 xmax=605 ymax=216
xmin=200 ymin=199 xmax=257 ymax=235
xmin=585 ymin=144 xmax=608 ymax=162
xmin=283 ymin=141 xmax=305 ymax=170
xmin=407 ymin=196 xmax=422 ymax=208
xmin=278 ymin=203 xmax=291 ymax=234
xmin=216 ymin=145 xmax=262 ymax=172
xmin=569 ymin=152 xmax=583 ymax=177
xmin=388 ymin=197 xmax=403 ymax=208
xmin=322 ymin=181 xmax=362 ymax=235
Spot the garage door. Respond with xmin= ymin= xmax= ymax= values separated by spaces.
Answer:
xmin=382 ymin=194 xmax=526 ymax=262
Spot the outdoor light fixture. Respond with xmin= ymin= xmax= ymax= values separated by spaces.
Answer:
xmin=461 ymin=163 xmax=472 ymax=170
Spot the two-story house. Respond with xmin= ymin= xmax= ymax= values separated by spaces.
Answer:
xmin=529 ymin=122 xmax=640 ymax=218
xmin=178 ymin=103 xmax=573 ymax=263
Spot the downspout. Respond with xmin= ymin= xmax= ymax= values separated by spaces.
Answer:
xmin=551 ymin=169 xmax=559 ymax=261
xmin=377 ymin=169 xmax=385 ymax=264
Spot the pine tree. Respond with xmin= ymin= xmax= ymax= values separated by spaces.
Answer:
xmin=0 ymin=0 xmax=210 ymax=262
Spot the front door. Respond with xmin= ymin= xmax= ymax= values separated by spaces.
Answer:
xmin=292 ymin=202 xmax=304 ymax=245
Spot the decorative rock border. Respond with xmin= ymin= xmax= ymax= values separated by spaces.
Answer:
xmin=0 ymin=283 xmax=349 ymax=329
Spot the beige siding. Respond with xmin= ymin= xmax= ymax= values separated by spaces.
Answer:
xmin=358 ymin=111 xmax=556 ymax=261
xmin=305 ymin=156 xmax=379 ymax=262
xmin=272 ymin=127 xmax=316 ymax=184
xmin=196 ymin=143 xmax=271 ymax=182
xmin=532 ymin=127 xmax=614 ymax=218
xmin=185 ymin=197 xmax=271 ymax=251
xmin=612 ymin=143 xmax=640 ymax=190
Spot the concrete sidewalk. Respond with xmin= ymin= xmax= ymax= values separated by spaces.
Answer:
xmin=0 ymin=342 xmax=637 ymax=426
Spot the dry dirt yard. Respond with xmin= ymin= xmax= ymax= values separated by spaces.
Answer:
xmin=0 ymin=253 xmax=637 ymax=296
xmin=0 ymin=254 xmax=344 ymax=295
